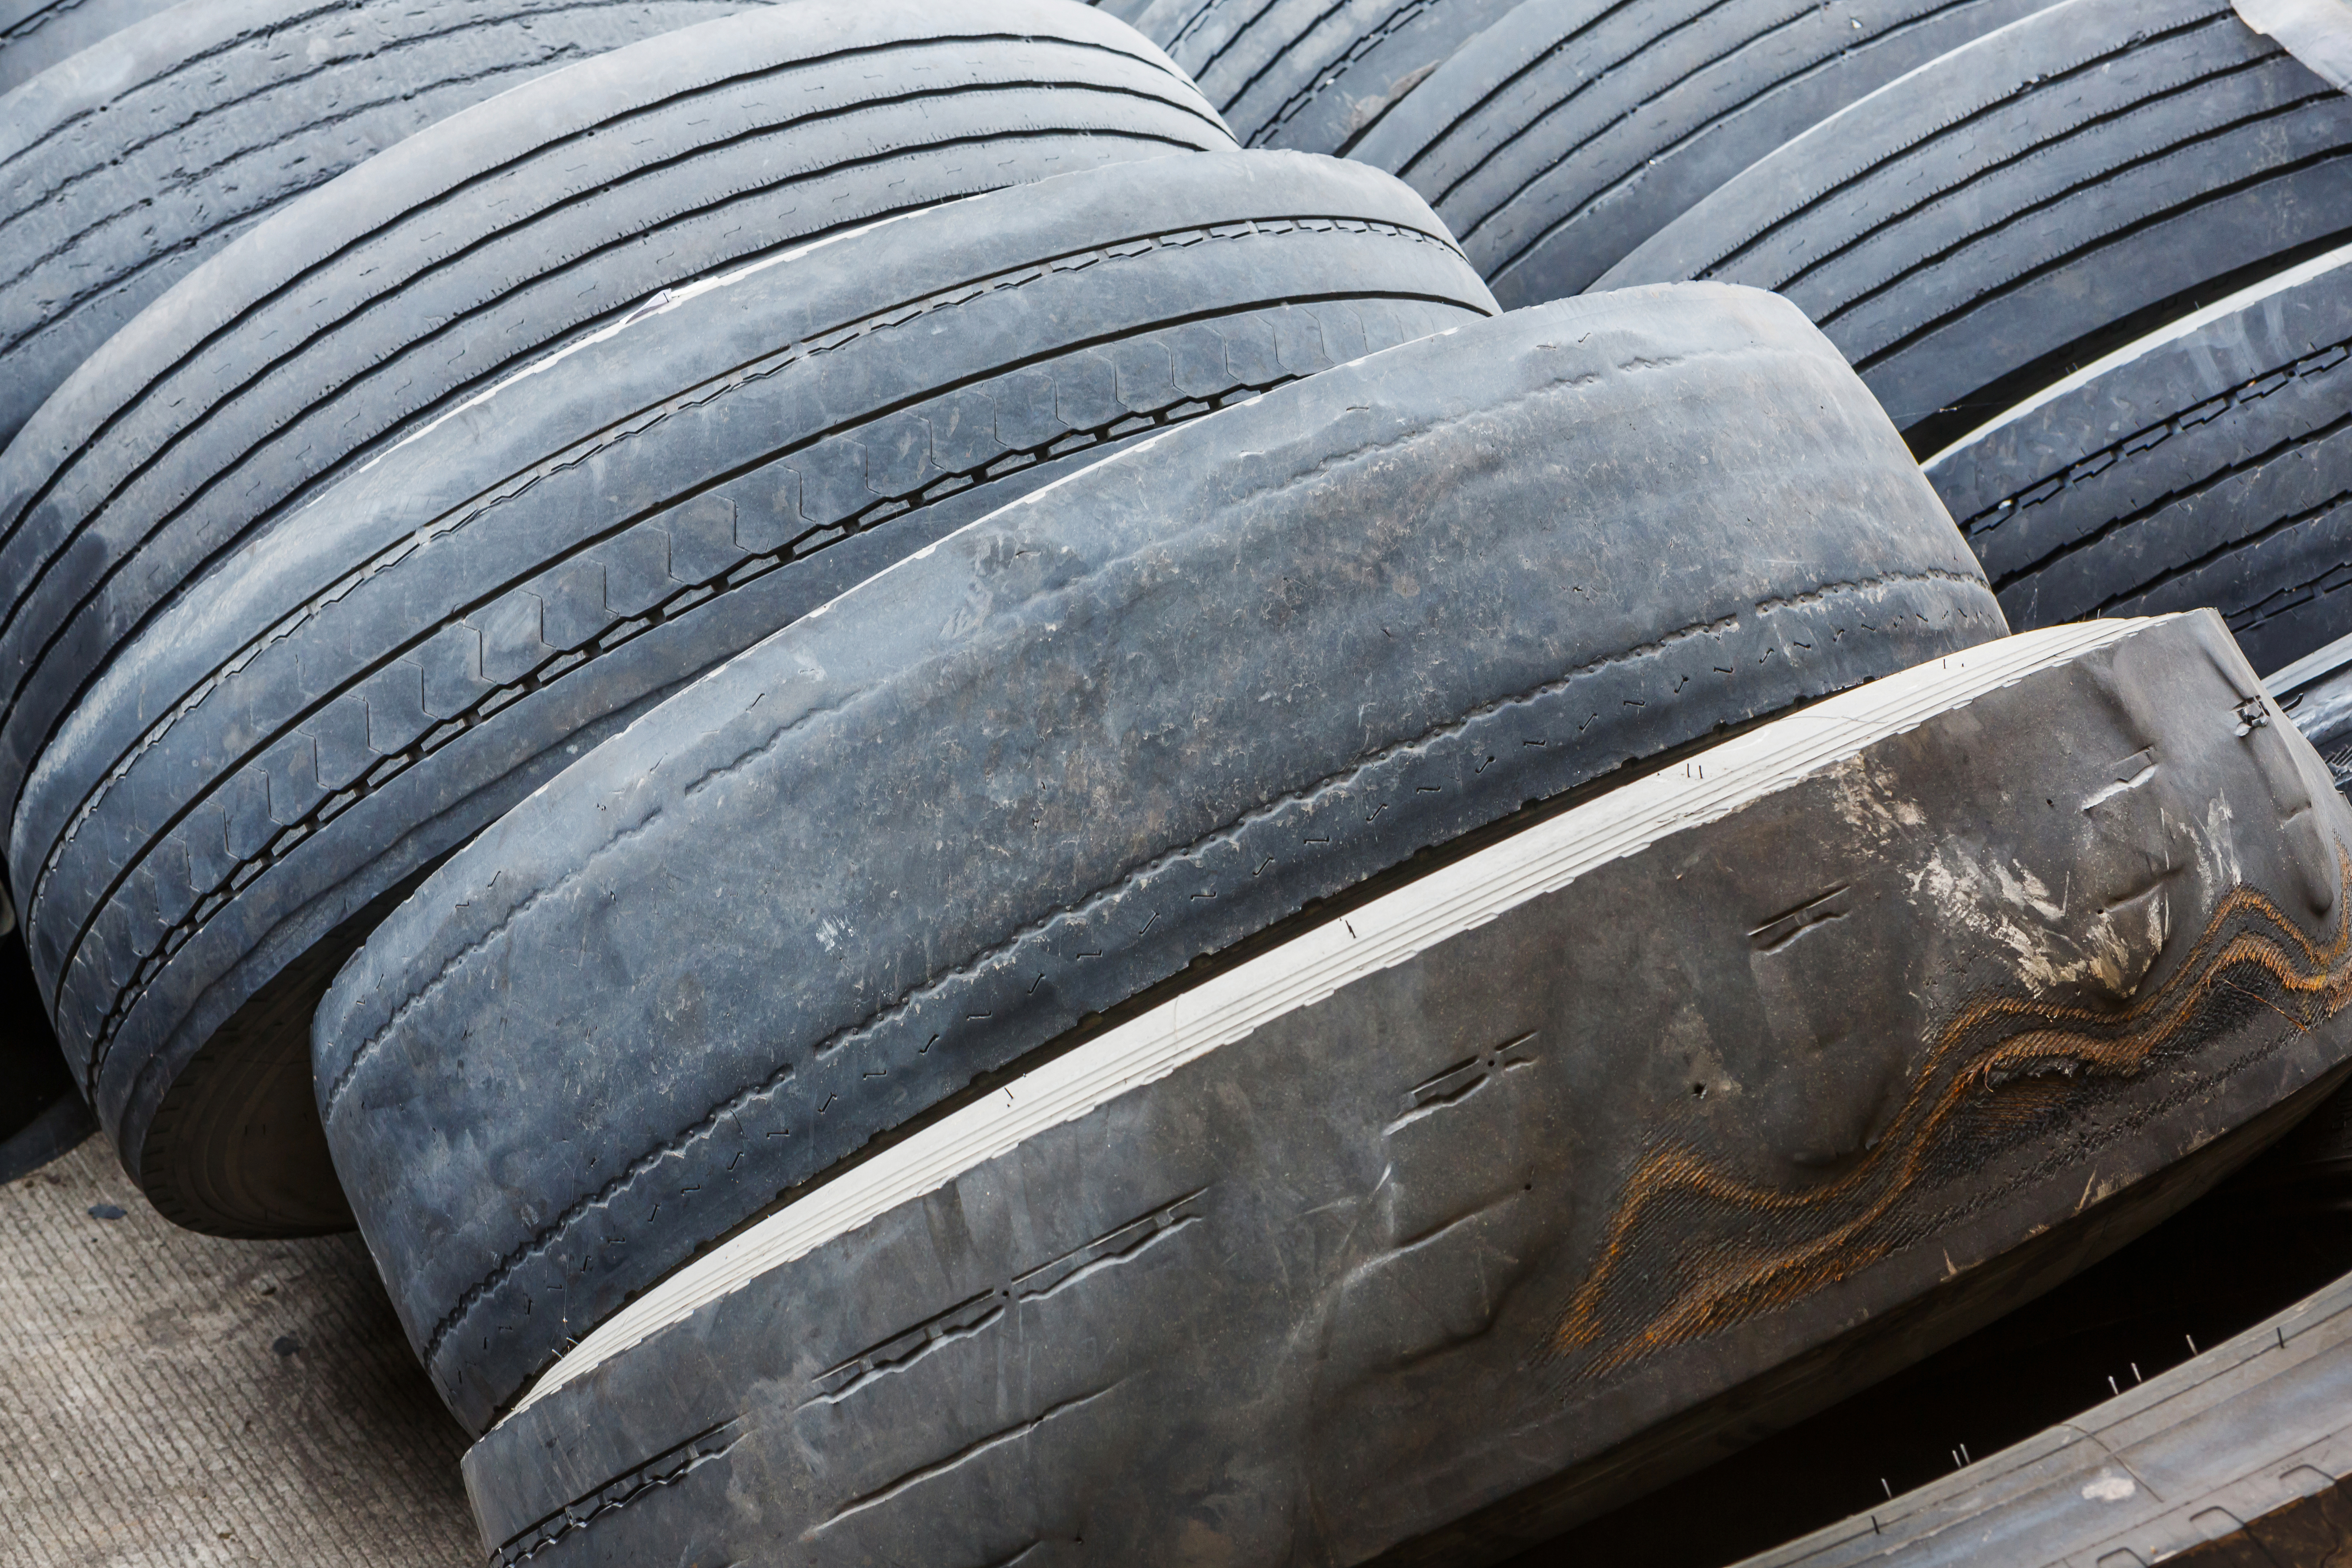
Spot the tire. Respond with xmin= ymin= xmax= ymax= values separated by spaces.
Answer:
xmin=1598 ymin=0 xmax=2352 ymax=448
xmin=1351 ymin=0 xmax=2062 ymax=308
xmin=453 ymin=610 xmax=2352 ymax=1568
xmin=1131 ymin=0 xmax=1523 ymax=153
xmin=13 ymin=150 xmax=1498 ymax=1244
xmin=314 ymin=283 xmax=2001 ymax=1435
xmin=0 ymin=0 xmax=1234 ymax=869
xmin=0 ymin=0 xmax=768 ymax=452
xmin=0 ymin=0 xmax=182 ymax=98
xmin=2274 ymin=628 xmax=2352 ymax=798
xmin=1735 ymin=1257 xmax=2352 ymax=1568
xmin=1928 ymin=241 xmax=2352 ymax=684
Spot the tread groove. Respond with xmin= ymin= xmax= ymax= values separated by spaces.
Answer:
xmin=1666 ymin=9 xmax=2245 ymax=283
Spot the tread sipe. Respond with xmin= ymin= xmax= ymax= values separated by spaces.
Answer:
xmin=0 ymin=0 xmax=182 ymax=97
xmin=1733 ymin=1254 xmax=2352 ymax=1567
xmin=2274 ymin=627 xmax=2352 ymax=798
xmin=1132 ymin=0 xmax=1521 ymax=153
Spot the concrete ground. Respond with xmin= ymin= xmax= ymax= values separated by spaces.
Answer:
xmin=0 ymin=1135 xmax=477 ymax=1566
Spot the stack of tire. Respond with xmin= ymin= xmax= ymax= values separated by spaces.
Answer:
xmin=1144 ymin=0 xmax=2352 ymax=778
xmin=1587 ymin=0 xmax=2352 ymax=777
xmin=0 ymin=0 xmax=1148 ymax=1187
xmin=1124 ymin=0 xmax=2080 ymax=277
xmin=0 ymin=0 xmax=818 ymax=1197
xmin=11 ymin=1 xmax=2352 ymax=1565
xmin=307 ymin=280 xmax=2352 ymax=1563
xmin=0 ymin=0 xmax=1396 ymax=1199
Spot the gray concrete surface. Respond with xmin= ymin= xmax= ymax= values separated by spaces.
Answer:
xmin=0 ymin=1134 xmax=474 ymax=1566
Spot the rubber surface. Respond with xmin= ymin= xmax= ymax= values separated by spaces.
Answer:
xmin=316 ymin=283 xmax=2000 ymax=1435
xmin=2274 ymin=628 xmax=2352 ymax=797
xmin=1929 ymin=242 xmax=2352 ymax=683
xmin=2238 ymin=0 xmax=2352 ymax=92
xmin=1730 ymin=1236 xmax=2352 ymax=1565
xmin=457 ymin=610 xmax=2352 ymax=1568
xmin=0 ymin=0 xmax=765 ymax=450
xmin=0 ymin=0 xmax=180 ymax=97
xmin=0 ymin=0 xmax=1234 ymax=865
xmin=1132 ymin=0 xmax=1521 ymax=152
xmin=1599 ymin=0 xmax=2352 ymax=443
xmin=15 ymin=149 xmax=1495 ymax=1243
xmin=1353 ymin=0 xmax=2061 ymax=307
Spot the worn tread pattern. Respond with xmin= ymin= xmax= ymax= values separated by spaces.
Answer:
xmin=1599 ymin=0 xmax=2352 ymax=441
xmin=1352 ymin=0 xmax=2062 ymax=307
xmin=11 ymin=150 xmax=1495 ymax=1243
xmin=0 ymin=0 xmax=1232 ymax=864
xmin=0 ymin=0 xmax=771 ymax=448
xmin=1132 ymin=0 xmax=1519 ymax=153
xmin=1930 ymin=243 xmax=2352 ymax=679
xmin=313 ymin=284 xmax=2000 ymax=1434
xmin=443 ymin=612 xmax=2352 ymax=1567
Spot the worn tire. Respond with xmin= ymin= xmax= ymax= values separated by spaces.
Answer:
xmin=1352 ymin=0 xmax=2061 ymax=307
xmin=453 ymin=610 xmax=2352 ymax=1567
xmin=0 ymin=0 xmax=181 ymax=97
xmin=1929 ymin=241 xmax=2352 ymax=685
xmin=1735 ymin=1253 xmax=2352 ymax=1568
xmin=14 ymin=150 xmax=1497 ymax=1243
xmin=1132 ymin=0 xmax=1521 ymax=153
xmin=0 ymin=0 xmax=1233 ymax=858
xmin=0 ymin=0 xmax=767 ymax=450
xmin=314 ymin=284 xmax=2002 ymax=1435
xmin=1599 ymin=0 xmax=2352 ymax=446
